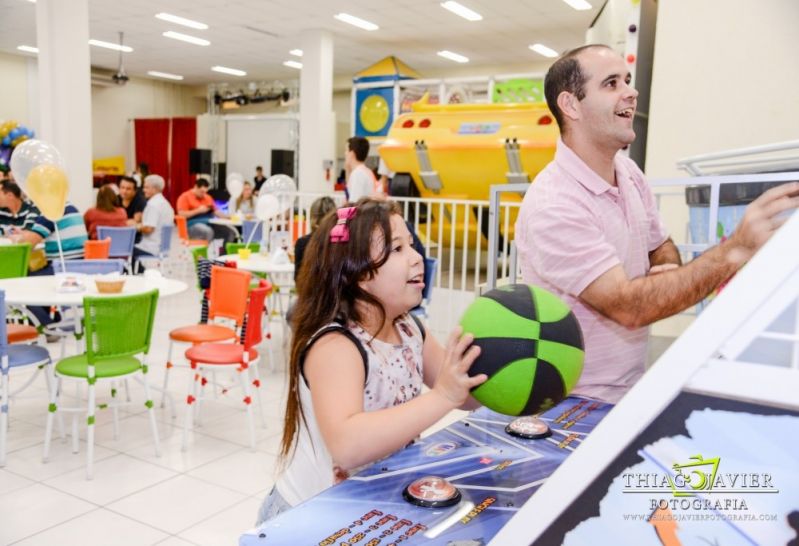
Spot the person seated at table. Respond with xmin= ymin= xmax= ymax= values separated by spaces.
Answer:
xmin=228 ymin=180 xmax=256 ymax=218
xmin=83 ymin=184 xmax=127 ymax=239
xmin=118 ymin=176 xmax=147 ymax=241
xmin=0 ymin=179 xmax=39 ymax=236
xmin=176 ymin=177 xmax=236 ymax=246
xmin=11 ymin=201 xmax=88 ymax=326
xmin=256 ymin=198 xmax=486 ymax=524
xmin=133 ymin=174 xmax=175 ymax=265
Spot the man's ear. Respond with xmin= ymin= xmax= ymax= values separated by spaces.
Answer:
xmin=557 ymin=91 xmax=580 ymax=122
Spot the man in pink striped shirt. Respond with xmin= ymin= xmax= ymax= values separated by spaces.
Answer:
xmin=516 ymin=45 xmax=799 ymax=403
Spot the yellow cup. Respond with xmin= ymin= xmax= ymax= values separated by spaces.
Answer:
xmin=237 ymin=248 xmax=251 ymax=260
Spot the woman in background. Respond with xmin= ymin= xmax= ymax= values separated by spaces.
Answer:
xmin=83 ymin=184 xmax=127 ymax=239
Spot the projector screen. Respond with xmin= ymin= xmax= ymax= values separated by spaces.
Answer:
xmin=225 ymin=115 xmax=299 ymax=184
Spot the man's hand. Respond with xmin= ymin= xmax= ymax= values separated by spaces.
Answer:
xmin=725 ymin=182 xmax=799 ymax=266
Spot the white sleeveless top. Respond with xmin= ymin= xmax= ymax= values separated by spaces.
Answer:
xmin=275 ymin=315 xmax=425 ymax=506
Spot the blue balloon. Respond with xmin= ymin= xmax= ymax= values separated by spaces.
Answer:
xmin=1 ymin=136 xmax=10 ymax=147
xmin=9 ymin=128 xmax=21 ymax=139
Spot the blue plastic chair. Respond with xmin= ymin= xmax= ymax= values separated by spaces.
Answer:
xmin=158 ymin=224 xmax=174 ymax=259
xmin=411 ymin=257 xmax=438 ymax=319
xmin=53 ymin=259 xmax=126 ymax=275
xmin=97 ymin=226 xmax=136 ymax=273
xmin=1 ymin=289 xmax=53 ymax=466
xmin=242 ymin=220 xmax=262 ymax=245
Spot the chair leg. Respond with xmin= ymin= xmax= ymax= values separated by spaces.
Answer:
xmin=141 ymin=365 xmax=161 ymax=457
xmin=71 ymin=381 xmax=80 ymax=453
xmin=41 ymin=362 xmax=65 ymax=441
xmin=1 ymin=368 xmax=9 ymax=467
xmin=249 ymin=360 xmax=266 ymax=428
xmin=182 ymin=363 xmax=200 ymax=451
xmin=239 ymin=365 xmax=256 ymax=451
xmin=86 ymin=378 xmax=96 ymax=480
xmin=161 ymin=339 xmax=174 ymax=412
xmin=43 ymin=375 xmax=61 ymax=463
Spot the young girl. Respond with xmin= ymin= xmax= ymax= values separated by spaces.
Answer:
xmin=229 ymin=180 xmax=256 ymax=217
xmin=257 ymin=198 xmax=487 ymax=523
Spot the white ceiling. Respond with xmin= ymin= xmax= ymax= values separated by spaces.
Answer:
xmin=0 ymin=0 xmax=602 ymax=85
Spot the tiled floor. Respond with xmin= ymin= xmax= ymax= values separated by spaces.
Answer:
xmin=0 ymin=262 xmax=468 ymax=546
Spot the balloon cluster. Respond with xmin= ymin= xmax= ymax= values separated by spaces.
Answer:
xmin=258 ymin=174 xmax=296 ymax=221
xmin=10 ymin=140 xmax=69 ymax=221
xmin=0 ymin=120 xmax=35 ymax=172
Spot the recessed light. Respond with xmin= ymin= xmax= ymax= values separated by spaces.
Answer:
xmin=89 ymin=39 xmax=133 ymax=52
xmin=440 ymin=1 xmax=482 ymax=21
xmin=562 ymin=0 xmax=592 ymax=11
xmin=334 ymin=13 xmax=379 ymax=31
xmin=437 ymin=50 xmax=469 ymax=63
xmin=155 ymin=13 xmax=208 ymax=30
xmin=529 ymin=43 xmax=558 ymax=58
xmin=163 ymin=31 xmax=210 ymax=46
xmin=17 ymin=45 xmax=38 ymax=54
xmin=289 ymin=49 xmax=303 ymax=57
xmin=147 ymin=70 xmax=184 ymax=81
xmin=211 ymin=65 xmax=247 ymax=77
xmin=283 ymin=60 xmax=302 ymax=70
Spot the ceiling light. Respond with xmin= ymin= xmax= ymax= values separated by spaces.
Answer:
xmin=529 ymin=43 xmax=558 ymax=58
xmin=283 ymin=60 xmax=302 ymax=70
xmin=437 ymin=50 xmax=469 ymax=63
xmin=561 ymin=0 xmax=592 ymax=10
xmin=289 ymin=49 xmax=303 ymax=57
xmin=334 ymin=13 xmax=379 ymax=31
xmin=155 ymin=12 xmax=208 ymax=30
xmin=440 ymin=1 xmax=482 ymax=21
xmin=212 ymin=65 xmax=247 ymax=77
xmin=147 ymin=70 xmax=184 ymax=81
xmin=17 ymin=45 xmax=38 ymax=54
xmin=89 ymin=39 xmax=133 ymax=52
xmin=163 ymin=31 xmax=210 ymax=46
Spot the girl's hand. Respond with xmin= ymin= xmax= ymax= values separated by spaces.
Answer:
xmin=432 ymin=326 xmax=487 ymax=408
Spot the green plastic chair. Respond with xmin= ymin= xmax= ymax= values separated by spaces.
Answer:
xmin=225 ymin=242 xmax=260 ymax=255
xmin=42 ymin=289 xmax=161 ymax=479
xmin=190 ymin=245 xmax=208 ymax=290
xmin=0 ymin=243 xmax=31 ymax=279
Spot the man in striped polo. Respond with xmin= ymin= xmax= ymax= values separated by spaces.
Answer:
xmin=515 ymin=45 xmax=799 ymax=404
xmin=0 ymin=179 xmax=39 ymax=235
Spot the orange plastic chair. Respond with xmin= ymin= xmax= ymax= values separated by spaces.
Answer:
xmin=6 ymin=324 xmax=40 ymax=344
xmin=161 ymin=266 xmax=252 ymax=414
xmin=175 ymin=215 xmax=207 ymax=247
xmin=181 ymin=279 xmax=270 ymax=450
xmin=84 ymin=238 xmax=111 ymax=259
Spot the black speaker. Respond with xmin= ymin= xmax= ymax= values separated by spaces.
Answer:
xmin=215 ymin=162 xmax=226 ymax=188
xmin=271 ymin=149 xmax=295 ymax=178
xmin=189 ymin=148 xmax=212 ymax=174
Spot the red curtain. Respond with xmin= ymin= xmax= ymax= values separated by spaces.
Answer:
xmin=134 ymin=118 xmax=170 ymax=192
xmin=169 ymin=117 xmax=196 ymax=208
xmin=134 ymin=117 xmax=197 ymax=208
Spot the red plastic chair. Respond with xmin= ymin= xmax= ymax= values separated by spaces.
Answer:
xmin=181 ymin=280 xmax=270 ymax=450
xmin=161 ymin=266 xmax=252 ymax=415
xmin=84 ymin=238 xmax=111 ymax=259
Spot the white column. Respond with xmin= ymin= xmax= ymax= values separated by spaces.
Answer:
xmin=36 ymin=0 xmax=94 ymax=211
xmin=298 ymin=30 xmax=335 ymax=194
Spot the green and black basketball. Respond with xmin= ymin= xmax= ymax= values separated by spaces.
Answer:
xmin=460 ymin=284 xmax=584 ymax=416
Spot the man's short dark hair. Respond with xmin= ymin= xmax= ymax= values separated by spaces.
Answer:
xmin=0 ymin=179 xmax=21 ymax=199
xmin=544 ymin=44 xmax=613 ymax=133
xmin=119 ymin=175 xmax=137 ymax=188
xmin=347 ymin=136 xmax=370 ymax=162
xmin=195 ymin=177 xmax=211 ymax=188
xmin=256 ymin=166 xmax=263 ymax=171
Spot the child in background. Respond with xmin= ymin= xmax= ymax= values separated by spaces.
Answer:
xmin=228 ymin=180 xmax=256 ymax=218
xmin=257 ymin=198 xmax=487 ymax=523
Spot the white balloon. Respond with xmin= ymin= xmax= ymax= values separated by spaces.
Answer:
xmin=226 ymin=173 xmax=244 ymax=200
xmin=261 ymin=174 xmax=296 ymax=195
xmin=256 ymin=194 xmax=280 ymax=221
xmin=9 ymin=139 xmax=64 ymax=188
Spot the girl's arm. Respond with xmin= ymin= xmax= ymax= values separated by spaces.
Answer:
xmin=304 ymin=329 xmax=486 ymax=471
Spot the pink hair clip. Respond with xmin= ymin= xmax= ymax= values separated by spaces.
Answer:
xmin=330 ymin=206 xmax=357 ymax=243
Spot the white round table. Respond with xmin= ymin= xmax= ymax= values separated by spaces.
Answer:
xmin=218 ymin=254 xmax=294 ymax=275
xmin=209 ymin=218 xmax=243 ymax=228
xmin=0 ymin=275 xmax=188 ymax=306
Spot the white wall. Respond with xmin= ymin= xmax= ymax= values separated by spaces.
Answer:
xmin=0 ymin=52 xmax=31 ymax=126
xmin=647 ymin=0 xmax=799 ymax=177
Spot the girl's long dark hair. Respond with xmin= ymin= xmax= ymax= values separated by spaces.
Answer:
xmin=280 ymin=198 xmax=401 ymax=462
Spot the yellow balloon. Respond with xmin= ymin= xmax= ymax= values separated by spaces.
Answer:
xmin=26 ymin=164 xmax=69 ymax=221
